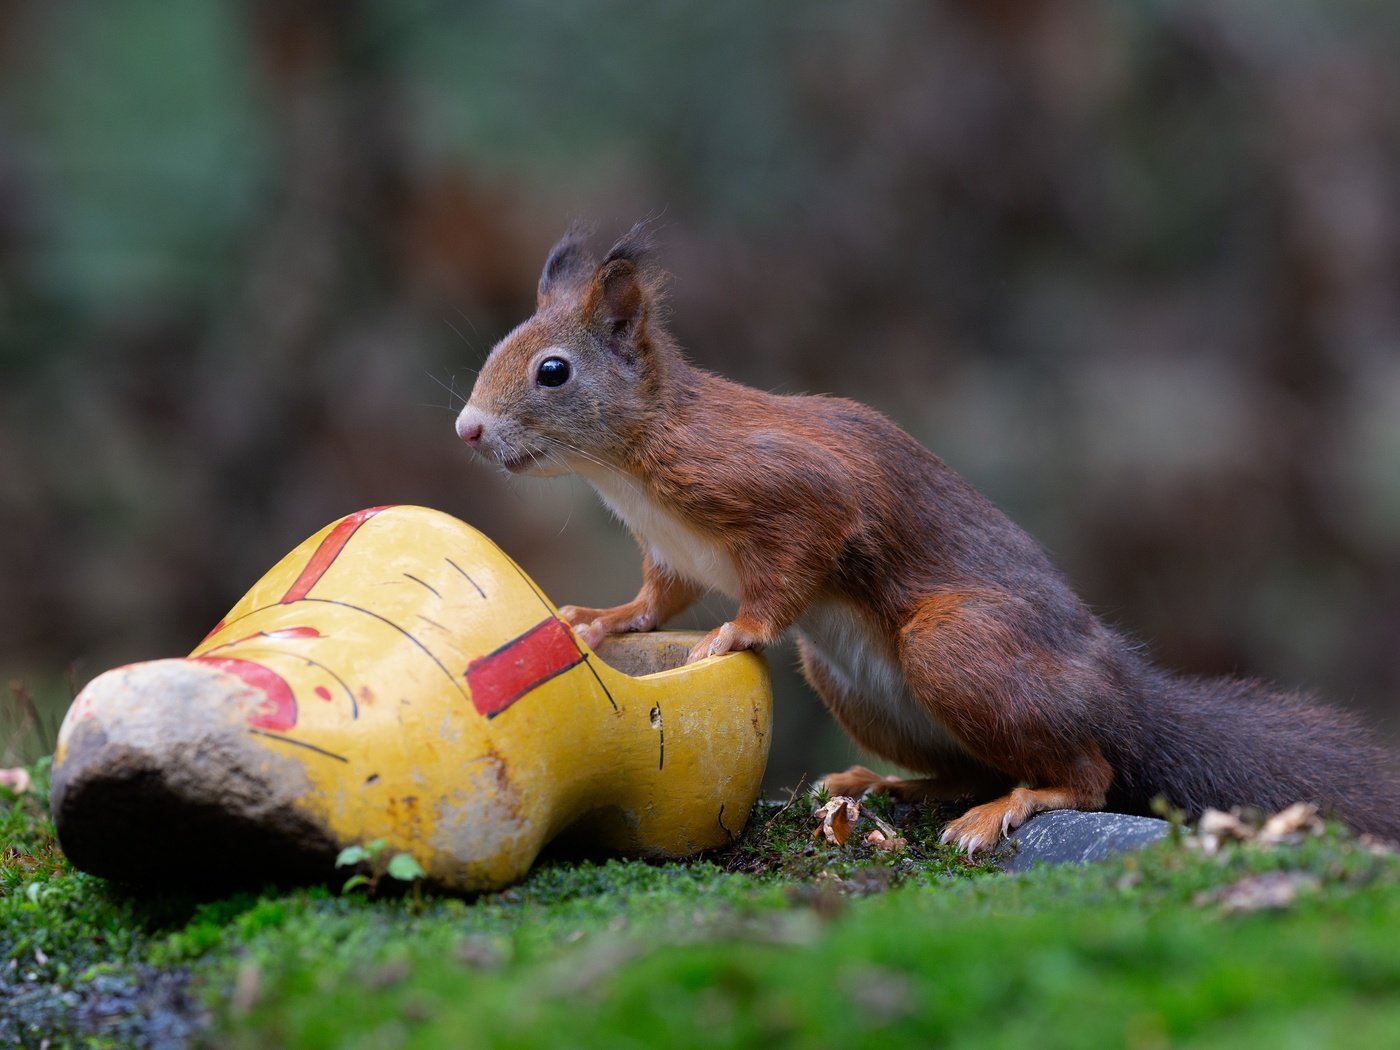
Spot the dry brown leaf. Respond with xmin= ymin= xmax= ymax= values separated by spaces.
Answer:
xmin=1358 ymin=834 xmax=1399 ymax=856
xmin=1193 ymin=802 xmax=1334 ymax=854
xmin=1193 ymin=808 xmax=1255 ymax=854
xmin=844 ymin=964 xmax=914 ymax=1020
xmin=864 ymin=828 xmax=908 ymax=852
xmin=863 ymin=808 xmax=907 ymax=851
xmin=0 ymin=768 xmax=32 ymax=795
xmin=1259 ymin=802 xmax=1324 ymax=844
xmin=813 ymin=796 xmax=861 ymax=846
xmin=1193 ymin=871 xmax=1321 ymax=914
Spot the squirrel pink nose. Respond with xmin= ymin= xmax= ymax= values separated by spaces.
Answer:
xmin=456 ymin=410 xmax=485 ymax=446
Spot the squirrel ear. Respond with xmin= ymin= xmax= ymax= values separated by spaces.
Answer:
xmin=584 ymin=221 xmax=658 ymax=345
xmin=590 ymin=258 xmax=645 ymax=341
xmin=537 ymin=221 xmax=594 ymax=309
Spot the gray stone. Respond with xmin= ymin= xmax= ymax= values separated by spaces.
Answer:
xmin=999 ymin=809 xmax=1171 ymax=872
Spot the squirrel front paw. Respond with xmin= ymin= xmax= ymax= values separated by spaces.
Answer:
xmin=558 ymin=604 xmax=602 ymax=627
xmin=685 ymin=621 xmax=763 ymax=664
xmin=559 ymin=604 xmax=657 ymax=650
xmin=558 ymin=605 xmax=606 ymax=649
xmin=571 ymin=618 xmax=608 ymax=650
xmin=939 ymin=802 xmax=1014 ymax=856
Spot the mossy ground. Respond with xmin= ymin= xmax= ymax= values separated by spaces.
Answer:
xmin=4 ymin=763 xmax=1400 ymax=1049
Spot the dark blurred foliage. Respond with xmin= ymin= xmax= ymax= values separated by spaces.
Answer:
xmin=2 ymin=1 xmax=1398 ymax=786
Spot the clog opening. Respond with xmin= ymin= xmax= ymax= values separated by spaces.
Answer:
xmin=593 ymin=632 xmax=706 ymax=677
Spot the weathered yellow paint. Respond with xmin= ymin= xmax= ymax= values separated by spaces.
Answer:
xmin=57 ymin=505 xmax=771 ymax=891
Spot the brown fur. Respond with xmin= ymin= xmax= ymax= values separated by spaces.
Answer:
xmin=457 ymin=222 xmax=1400 ymax=851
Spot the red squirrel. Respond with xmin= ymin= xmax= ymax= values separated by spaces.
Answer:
xmin=455 ymin=221 xmax=1400 ymax=853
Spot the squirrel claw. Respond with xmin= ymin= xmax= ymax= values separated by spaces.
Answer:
xmin=941 ymin=801 xmax=1015 ymax=856
xmin=573 ymin=620 xmax=606 ymax=650
xmin=686 ymin=622 xmax=739 ymax=664
xmin=939 ymin=825 xmax=987 ymax=856
xmin=557 ymin=604 xmax=594 ymax=627
xmin=559 ymin=608 xmax=607 ymax=650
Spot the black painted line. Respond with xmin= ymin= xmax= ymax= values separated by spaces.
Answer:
xmin=296 ymin=597 xmax=471 ymax=703
xmin=248 ymin=729 xmax=350 ymax=763
xmin=403 ymin=573 xmax=441 ymax=599
xmin=445 ymin=558 xmax=486 ymax=600
xmin=580 ymin=655 xmax=619 ymax=712
xmin=216 ymin=645 xmax=361 ymax=719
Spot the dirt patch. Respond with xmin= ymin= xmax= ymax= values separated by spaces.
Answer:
xmin=0 ymin=963 xmax=203 ymax=1049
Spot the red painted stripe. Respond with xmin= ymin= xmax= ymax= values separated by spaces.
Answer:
xmin=280 ymin=506 xmax=393 ymax=604
xmin=192 ymin=655 xmax=298 ymax=731
xmin=211 ymin=626 xmax=322 ymax=651
xmin=465 ymin=617 xmax=584 ymax=718
xmin=264 ymin=626 xmax=322 ymax=640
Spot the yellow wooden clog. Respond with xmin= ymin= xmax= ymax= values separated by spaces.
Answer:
xmin=51 ymin=506 xmax=772 ymax=892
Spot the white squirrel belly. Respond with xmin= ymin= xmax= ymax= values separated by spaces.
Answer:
xmin=797 ymin=599 xmax=961 ymax=760
xmin=581 ymin=467 xmax=743 ymax=598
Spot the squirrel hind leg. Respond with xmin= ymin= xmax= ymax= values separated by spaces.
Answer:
xmin=820 ymin=765 xmax=1005 ymax=803
xmin=940 ymin=785 xmax=1107 ymax=856
xmin=895 ymin=588 xmax=1118 ymax=854
xmin=822 ymin=766 xmax=940 ymax=801
xmin=820 ymin=765 xmax=892 ymax=798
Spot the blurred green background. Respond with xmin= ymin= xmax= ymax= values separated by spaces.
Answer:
xmin=2 ymin=1 xmax=1398 ymax=787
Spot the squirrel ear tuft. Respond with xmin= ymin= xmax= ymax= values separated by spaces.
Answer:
xmin=537 ymin=220 xmax=595 ymax=309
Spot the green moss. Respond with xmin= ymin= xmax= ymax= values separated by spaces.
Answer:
xmin=5 ymin=762 xmax=1400 ymax=1048
xmin=209 ymin=836 xmax=1400 ymax=1050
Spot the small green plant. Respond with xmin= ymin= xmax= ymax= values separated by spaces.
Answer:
xmin=1151 ymin=794 xmax=1190 ymax=845
xmin=335 ymin=839 xmax=427 ymax=896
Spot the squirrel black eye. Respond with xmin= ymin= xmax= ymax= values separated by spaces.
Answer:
xmin=536 ymin=356 xmax=571 ymax=388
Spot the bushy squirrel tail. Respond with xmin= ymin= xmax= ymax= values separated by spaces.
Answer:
xmin=1102 ymin=661 xmax=1400 ymax=842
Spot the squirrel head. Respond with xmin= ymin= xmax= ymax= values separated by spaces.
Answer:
xmin=456 ymin=221 xmax=672 ymax=476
